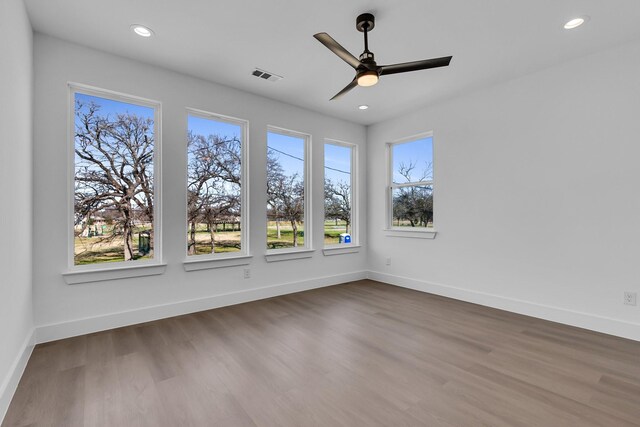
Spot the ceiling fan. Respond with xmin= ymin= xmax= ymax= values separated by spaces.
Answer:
xmin=314 ymin=13 xmax=452 ymax=100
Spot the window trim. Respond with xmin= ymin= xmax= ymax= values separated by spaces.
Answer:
xmin=66 ymin=83 xmax=163 ymax=277
xmin=63 ymin=263 xmax=167 ymax=285
xmin=323 ymin=138 xmax=359 ymax=250
xmin=183 ymin=108 xmax=250 ymax=268
xmin=386 ymin=131 xmax=436 ymax=235
xmin=265 ymin=125 xmax=313 ymax=254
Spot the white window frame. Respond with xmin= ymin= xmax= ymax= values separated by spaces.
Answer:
xmin=64 ymin=83 xmax=165 ymax=284
xmin=183 ymin=108 xmax=251 ymax=271
xmin=385 ymin=131 xmax=437 ymax=239
xmin=265 ymin=126 xmax=313 ymax=262
xmin=323 ymin=139 xmax=360 ymax=255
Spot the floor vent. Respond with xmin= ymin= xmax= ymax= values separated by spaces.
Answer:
xmin=252 ymin=68 xmax=283 ymax=82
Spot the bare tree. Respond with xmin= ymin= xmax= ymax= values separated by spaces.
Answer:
xmin=267 ymin=149 xmax=304 ymax=247
xmin=187 ymin=132 xmax=241 ymax=254
xmin=74 ymin=100 xmax=155 ymax=261
xmin=393 ymin=160 xmax=433 ymax=227
xmin=397 ymin=159 xmax=432 ymax=184
xmin=266 ymin=150 xmax=285 ymax=239
xmin=271 ymin=174 xmax=304 ymax=247
xmin=324 ymin=179 xmax=351 ymax=233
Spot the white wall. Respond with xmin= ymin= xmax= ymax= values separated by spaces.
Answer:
xmin=32 ymin=34 xmax=367 ymax=341
xmin=368 ymin=39 xmax=640 ymax=340
xmin=25 ymin=23 xmax=640 ymax=350
xmin=0 ymin=0 xmax=35 ymax=419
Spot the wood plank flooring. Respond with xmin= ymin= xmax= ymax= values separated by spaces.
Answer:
xmin=3 ymin=280 xmax=640 ymax=426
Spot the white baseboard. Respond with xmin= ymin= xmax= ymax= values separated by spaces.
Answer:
xmin=36 ymin=270 xmax=368 ymax=343
xmin=0 ymin=329 xmax=35 ymax=424
xmin=367 ymin=271 xmax=640 ymax=342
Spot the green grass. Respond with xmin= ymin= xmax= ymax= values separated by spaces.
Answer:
xmin=266 ymin=224 xmax=305 ymax=249
xmin=323 ymin=220 xmax=349 ymax=245
xmin=75 ymin=220 xmax=354 ymax=263
xmin=192 ymin=234 xmax=241 ymax=255
xmin=391 ymin=219 xmax=434 ymax=228
xmin=74 ymin=235 xmax=152 ymax=265
xmin=74 ymin=226 xmax=153 ymax=265
xmin=74 ymin=249 xmax=151 ymax=265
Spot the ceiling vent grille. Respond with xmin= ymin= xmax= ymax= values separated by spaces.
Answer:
xmin=251 ymin=68 xmax=283 ymax=82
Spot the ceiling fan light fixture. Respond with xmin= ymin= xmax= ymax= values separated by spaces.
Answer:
xmin=357 ymin=71 xmax=379 ymax=87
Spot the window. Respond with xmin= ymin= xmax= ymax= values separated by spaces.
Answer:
xmin=324 ymin=140 xmax=356 ymax=246
xmin=186 ymin=110 xmax=248 ymax=258
xmin=70 ymin=85 xmax=161 ymax=267
xmin=388 ymin=134 xmax=434 ymax=230
xmin=266 ymin=128 xmax=311 ymax=251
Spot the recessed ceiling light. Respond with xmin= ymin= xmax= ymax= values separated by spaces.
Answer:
xmin=358 ymin=105 xmax=369 ymax=110
xmin=564 ymin=16 xmax=588 ymax=30
xmin=131 ymin=24 xmax=154 ymax=38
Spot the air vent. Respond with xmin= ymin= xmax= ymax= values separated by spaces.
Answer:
xmin=251 ymin=68 xmax=283 ymax=82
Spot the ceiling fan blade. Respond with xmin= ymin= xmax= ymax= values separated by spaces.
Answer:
xmin=314 ymin=32 xmax=362 ymax=70
xmin=379 ymin=56 xmax=452 ymax=76
xmin=330 ymin=78 xmax=358 ymax=101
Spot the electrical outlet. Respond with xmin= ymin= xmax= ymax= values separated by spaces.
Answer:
xmin=624 ymin=291 xmax=637 ymax=306
xmin=385 ymin=258 xmax=391 ymax=266
xmin=243 ymin=268 xmax=251 ymax=279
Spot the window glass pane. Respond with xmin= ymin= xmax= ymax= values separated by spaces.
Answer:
xmin=392 ymin=185 xmax=434 ymax=228
xmin=74 ymin=93 xmax=156 ymax=265
xmin=187 ymin=115 xmax=242 ymax=256
xmin=392 ymin=137 xmax=433 ymax=183
xmin=324 ymin=144 xmax=352 ymax=245
xmin=267 ymin=132 xmax=305 ymax=249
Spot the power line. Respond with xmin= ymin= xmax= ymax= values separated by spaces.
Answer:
xmin=267 ymin=146 xmax=351 ymax=175
xmin=325 ymin=165 xmax=351 ymax=175
xmin=268 ymin=146 xmax=303 ymax=161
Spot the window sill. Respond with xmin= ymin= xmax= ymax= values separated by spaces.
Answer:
xmin=63 ymin=262 xmax=167 ymax=285
xmin=384 ymin=229 xmax=437 ymax=239
xmin=265 ymin=248 xmax=315 ymax=262
xmin=322 ymin=245 xmax=361 ymax=256
xmin=183 ymin=254 xmax=252 ymax=271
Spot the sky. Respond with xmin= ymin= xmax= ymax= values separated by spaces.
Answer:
xmin=74 ymin=93 xmax=156 ymax=175
xmin=267 ymin=132 xmax=305 ymax=178
xmin=75 ymin=93 xmax=154 ymax=120
xmin=76 ymin=93 xmax=354 ymax=186
xmin=324 ymin=143 xmax=351 ymax=184
xmin=392 ymin=136 xmax=433 ymax=183
xmin=188 ymin=115 xmax=241 ymax=142
xmin=187 ymin=115 xmax=242 ymax=197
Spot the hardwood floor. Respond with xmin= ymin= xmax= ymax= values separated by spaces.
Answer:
xmin=3 ymin=280 xmax=640 ymax=426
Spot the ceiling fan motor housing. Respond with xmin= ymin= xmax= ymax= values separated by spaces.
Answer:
xmin=359 ymin=51 xmax=375 ymax=63
xmin=356 ymin=13 xmax=375 ymax=32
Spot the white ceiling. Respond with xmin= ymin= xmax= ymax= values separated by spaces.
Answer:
xmin=24 ymin=0 xmax=640 ymax=125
